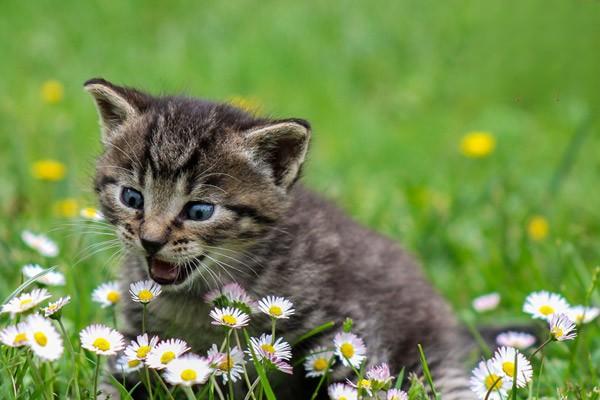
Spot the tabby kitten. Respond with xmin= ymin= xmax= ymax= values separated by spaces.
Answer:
xmin=86 ymin=78 xmax=475 ymax=399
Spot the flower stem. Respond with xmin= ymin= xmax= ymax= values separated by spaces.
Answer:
xmin=142 ymin=304 xmax=147 ymax=334
xmin=144 ymin=366 xmax=154 ymax=400
xmin=234 ymin=330 xmax=257 ymax=400
xmin=183 ymin=386 xmax=197 ymax=400
xmin=226 ymin=331 xmax=235 ymax=400
xmin=57 ymin=318 xmax=81 ymax=399
xmin=93 ymin=354 xmax=101 ymax=400
xmin=270 ymin=318 xmax=276 ymax=342
xmin=212 ymin=376 xmax=227 ymax=400
xmin=111 ymin=307 xmax=118 ymax=329
xmin=310 ymin=356 xmax=335 ymax=400
xmin=152 ymin=368 xmax=175 ymax=400
xmin=530 ymin=337 xmax=552 ymax=358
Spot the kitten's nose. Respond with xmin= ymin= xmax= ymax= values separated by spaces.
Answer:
xmin=140 ymin=237 xmax=166 ymax=256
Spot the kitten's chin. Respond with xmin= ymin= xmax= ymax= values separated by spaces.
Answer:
xmin=147 ymin=256 xmax=204 ymax=285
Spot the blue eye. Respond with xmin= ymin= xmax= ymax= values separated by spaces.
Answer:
xmin=121 ymin=187 xmax=144 ymax=210
xmin=186 ymin=202 xmax=215 ymax=221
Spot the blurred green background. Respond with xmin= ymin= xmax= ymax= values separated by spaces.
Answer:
xmin=1 ymin=0 xmax=599 ymax=330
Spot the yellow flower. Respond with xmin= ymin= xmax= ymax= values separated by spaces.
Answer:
xmin=31 ymin=159 xmax=66 ymax=181
xmin=527 ymin=215 xmax=549 ymax=241
xmin=41 ymin=80 xmax=64 ymax=104
xmin=460 ymin=131 xmax=496 ymax=158
xmin=54 ymin=198 xmax=78 ymax=217
xmin=228 ymin=96 xmax=262 ymax=113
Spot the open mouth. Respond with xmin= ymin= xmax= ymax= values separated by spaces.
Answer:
xmin=147 ymin=255 xmax=205 ymax=285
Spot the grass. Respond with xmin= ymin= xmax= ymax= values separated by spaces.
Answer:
xmin=0 ymin=0 xmax=599 ymax=398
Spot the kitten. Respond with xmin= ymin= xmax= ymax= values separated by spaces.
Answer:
xmin=86 ymin=78 xmax=475 ymax=399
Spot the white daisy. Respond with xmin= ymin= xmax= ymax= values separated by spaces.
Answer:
xmin=472 ymin=292 xmax=500 ymax=312
xmin=129 ymin=280 xmax=162 ymax=304
xmin=80 ymin=324 xmax=125 ymax=355
xmin=258 ymin=296 xmax=295 ymax=319
xmin=24 ymin=315 xmax=63 ymax=361
xmin=0 ymin=322 xmax=29 ymax=347
xmin=491 ymin=346 xmax=532 ymax=387
xmin=209 ymin=307 xmax=250 ymax=329
xmin=43 ymin=296 xmax=71 ymax=318
xmin=566 ymin=305 xmax=599 ymax=325
xmin=1 ymin=288 xmax=52 ymax=316
xmin=248 ymin=334 xmax=293 ymax=374
xmin=124 ymin=334 xmax=160 ymax=362
xmin=207 ymin=344 xmax=245 ymax=383
xmin=523 ymin=291 xmax=570 ymax=320
xmin=115 ymin=354 xmax=143 ymax=374
xmin=549 ymin=313 xmax=577 ymax=341
xmin=303 ymin=347 xmax=334 ymax=378
xmin=469 ymin=359 xmax=511 ymax=400
xmin=366 ymin=363 xmax=393 ymax=385
xmin=495 ymin=331 xmax=536 ymax=350
xmin=22 ymin=264 xmax=65 ymax=286
xmin=146 ymin=338 xmax=190 ymax=370
xmin=327 ymin=383 xmax=358 ymax=400
xmin=387 ymin=389 xmax=408 ymax=400
xmin=21 ymin=230 xmax=59 ymax=257
xmin=80 ymin=207 xmax=104 ymax=221
xmin=333 ymin=332 xmax=367 ymax=369
xmin=163 ymin=354 xmax=213 ymax=386
xmin=92 ymin=281 xmax=122 ymax=308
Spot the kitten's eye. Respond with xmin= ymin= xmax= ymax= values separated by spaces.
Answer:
xmin=185 ymin=202 xmax=215 ymax=221
xmin=120 ymin=187 xmax=144 ymax=210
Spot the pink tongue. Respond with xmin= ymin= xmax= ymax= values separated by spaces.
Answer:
xmin=150 ymin=259 xmax=178 ymax=281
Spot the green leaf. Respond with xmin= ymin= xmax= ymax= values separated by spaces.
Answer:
xmin=2 ymin=266 xmax=58 ymax=304
xmin=417 ymin=344 xmax=440 ymax=400
xmin=292 ymin=321 xmax=335 ymax=347
xmin=394 ymin=367 xmax=406 ymax=390
xmin=243 ymin=329 xmax=277 ymax=400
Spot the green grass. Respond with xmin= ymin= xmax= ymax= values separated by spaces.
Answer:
xmin=0 ymin=0 xmax=599 ymax=398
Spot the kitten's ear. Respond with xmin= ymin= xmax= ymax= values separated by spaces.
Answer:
xmin=83 ymin=78 xmax=151 ymax=142
xmin=245 ymin=119 xmax=311 ymax=189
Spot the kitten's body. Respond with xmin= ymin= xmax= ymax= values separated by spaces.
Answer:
xmin=86 ymin=78 xmax=475 ymax=398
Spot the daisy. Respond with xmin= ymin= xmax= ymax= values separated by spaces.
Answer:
xmin=129 ymin=280 xmax=162 ymax=304
xmin=495 ymin=331 xmax=536 ymax=350
xmin=472 ymin=292 xmax=500 ymax=312
xmin=549 ymin=313 xmax=577 ymax=341
xmin=366 ymin=363 xmax=393 ymax=385
xmin=303 ymin=347 xmax=334 ymax=378
xmin=80 ymin=207 xmax=104 ymax=221
xmin=469 ymin=359 xmax=511 ymax=400
xmin=1 ymin=288 xmax=52 ymax=316
xmin=205 ymin=282 xmax=256 ymax=311
xmin=387 ymin=389 xmax=408 ymax=400
xmin=80 ymin=324 xmax=125 ymax=355
xmin=209 ymin=306 xmax=250 ymax=329
xmin=567 ymin=305 xmax=599 ymax=325
xmin=523 ymin=291 xmax=569 ymax=320
xmin=115 ymin=354 xmax=143 ymax=374
xmin=0 ymin=322 xmax=29 ymax=347
xmin=25 ymin=315 xmax=63 ymax=361
xmin=327 ymin=383 xmax=358 ymax=400
xmin=207 ymin=344 xmax=245 ymax=383
xmin=248 ymin=334 xmax=292 ymax=361
xmin=146 ymin=338 xmax=190 ymax=370
xmin=491 ymin=346 xmax=532 ymax=387
xmin=43 ymin=296 xmax=71 ymax=318
xmin=92 ymin=281 xmax=121 ymax=308
xmin=22 ymin=264 xmax=65 ymax=286
xmin=348 ymin=378 xmax=373 ymax=396
xmin=124 ymin=334 xmax=160 ymax=362
xmin=163 ymin=354 xmax=213 ymax=386
xmin=21 ymin=230 xmax=59 ymax=257
xmin=258 ymin=296 xmax=295 ymax=319
xmin=333 ymin=332 xmax=367 ymax=369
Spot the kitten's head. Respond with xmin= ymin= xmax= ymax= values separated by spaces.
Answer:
xmin=85 ymin=78 xmax=310 ymax=289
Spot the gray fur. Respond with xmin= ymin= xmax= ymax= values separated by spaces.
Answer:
xmin=86 ymin=78 xmax=475 ymax=399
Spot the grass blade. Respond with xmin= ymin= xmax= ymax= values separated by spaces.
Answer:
xmin=292 ymin=321 xmax=335 ymax=347
xmin=243 ymin=329 xmax=277 ymax=400
xmin=417 ymin=344 xmax=440 ymax=400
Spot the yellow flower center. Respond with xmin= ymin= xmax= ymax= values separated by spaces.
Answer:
xmin=47 ymin=304 xmax=58 ymax=313
xmin=160 ymin=351 xmax=176 ymax=364
xmin=528 ymin=216 xmax=549 ymax=241
xmin=340 ymin=343 xmax=354 ymax=359
xmin=128 ymin=359 xmax=141 ymax=368
xmin=339 ymin=397 xmax=347 ymax=400
xmin=460 ymin=131 xmax=495 ymax=158
xmin=31 ymin=160 xmax=66 ymax=181
xmin=137 ymin=289 xmax=154 ymax=302
xmin=575 ymin=314 xmax=584 ymax=323
xmin=502 ymin=361 xmax=515 ymax=377
xmin=136 ymin=345 xmax=151 ymax=358
xmin=222 ymin=314 xmax=237 ymax=325
xmin=20 ymin=298 xmax=33 ymax=307
xmin=313 ymin=357 xmax=328 ymax=371
xmin=93 ymin=337 xmax=111 ymax=352
xmin=358 ymin=379 xmax=371 ymax=389
xmin=539 ymin=305 xmax=554 ymax=316
xmin=41 ymin=80 xmax=64 ymax=104
xmin=81 ymin=207 xmax=98 ymax=219
xmin=55 ymin=198 xmax=78 ymax=217
xmin=261 ymin=344 xmax=275 ymax=354
xmin=34 ymin=332 xmax=48 ymax=347
xmin=218 ymin=356 xmax=234 ymax=371
xmin=106 ymin=291 xmax=121 ymax=304
xmin=551 ymin=327 xmax=563 ymax=338
xmin=181 ymin=369 xmax=197 ymax=382
xmin=484 ymin=374 xmax=503 ymax=391
xmin=269 ymin=305 xmax=283 ymax=317
xmin=14 ymin=332 xmax=27 ymax=345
